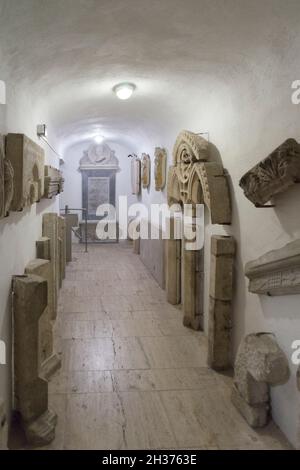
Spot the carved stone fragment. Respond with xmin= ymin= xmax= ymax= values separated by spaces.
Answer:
xmin=41 ymin=214 xmax=59 ymax=320
xmin=207 ymin=235 xmax=235 ymax=370
xmin=231 ymin=333 xmax=289 ymax=428
xmin=131 ymin=155 xmax=141 ymax=195
xmin=58 ymin=216 xmax=66 ymax=285
xmin=0 ymin=134 xmax=14 ymax=218
xmin=141 ymin=153 xmax=150 ymax=188
xmin=25 ymin=258 xmax=61 ymax=380
xmin=0 ymin=398 xmax=8 ymax=449
xmin=6 ymin=133 xmax=44 ymax=211
xmin=62 ymin=213 xmax=78 ymax=262
xmin=12 ymin=274 xmax=57 ymax=445
xmin=43 ymin=165 xmax=64 ymax=199
xmin=239 ymin=138 xmax=300 ymax=207
xmin=245 ymin=239 xmax=300 ymax=296
xmin=154 ymin=147 xmax=167 ymax=191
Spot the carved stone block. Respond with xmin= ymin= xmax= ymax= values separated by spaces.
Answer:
xmin=62 ymin=213 xmax=78 ymax=262
xmin=0 ymin=398 xmax=8 ymax=449
xmin=154 ymin=147 xmax=167 ymax=191
xmin=131 ymin=155 xmax=141 ymax=195
xmin=58 ymin=216 xmax=66 ymax=284
xmin=207 ymin=235 xmax=235 ymax=370
xmin=245 ymin=239 xmax=300 ymax=296
xmin=6 ymin=133 xmax=44 ymax=211
xmin=12 ymin=274 xmax=57 ymax=445
xmin=42 ymin=214 xmax=59 ymax=320
xmin=25 ymin=259 xmax=61 ymax=380
xmin=239 ymin=138 xmax=300 ymax=207
xmin=43 ymin=165 xmax=64 ymax=199
xmin=232 ymin=333 xmax=289 ymax=427
xmin=0 ymin=134 xmax=14 ymax=218
xmin=141 ymin=153 xmax=150 ymax=188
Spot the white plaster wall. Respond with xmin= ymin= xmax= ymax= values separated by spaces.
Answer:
xmin=60 ymin=140 xmax=135 ymax=228
xmin=0 ymin=81 xmax=59 ymax=433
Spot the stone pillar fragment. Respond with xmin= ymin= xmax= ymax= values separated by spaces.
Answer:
xmin=25 ymin=258 xmax=61 ymax=380
xmin=63 ymin=213 xmax=78 ymax=262
xmin=42 ymin=213 xmax=59 ymax=319
xmin=166 ymin=215 xmax=181 ymax=305
xmin=231 ymin=333 xmax=289 ymax=428
xmin=207 ymin=235 xmax=235 ymax=370
xmin=12 ymin=274 xmax=57 ymax=445
xmin=58 ymin=216 xmax=66 ymax=285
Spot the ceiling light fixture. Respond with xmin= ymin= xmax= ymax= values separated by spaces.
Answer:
xmin=113 ymin=82 xmax=136 ymax=100
xmin=94 ymin=134 xmax=104 ymax=144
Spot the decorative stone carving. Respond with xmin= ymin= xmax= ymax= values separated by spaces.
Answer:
xmin=12 ymin=274 xmax=57 ymax=445
xmin=0 ymin=134 xmax=14 ymax=218
xmin=154 ymin=147 xmax=167 ymax=191
xmin=245 ymin=239 xmax=300 ymax=296
xmin=168 ymin=130 xmax=231 ymax=224
xmin=6 ymin=133 xmax=44 ymax=211
xmin=25 ymin=259 xmax=61 ymax=380
xmin=207 ymin=235 xmax=235 ymax=370
xmin=231 ymin=333 xmax=289 ymax=428
xmin=79 ymin=143 xmax=119 ymax=170
xmin=43 ymin=165 xmax=64 ymax=199
xmin=141 ymin=153 xmax=150 ymax=188
xmin=239 ymin=138 xmax=300 ymax=207
xmin=131 ymin=155 xmax=141 ymax=195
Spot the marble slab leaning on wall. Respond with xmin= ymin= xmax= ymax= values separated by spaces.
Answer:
xmin=0 ymin=134 xmax=14 ymax=218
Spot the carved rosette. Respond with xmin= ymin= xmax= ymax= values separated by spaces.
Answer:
xmin=167 ymin=130 xmax=231 ymax=224
xmin=154 ymin=147 xmax=167 ymax=191
xmin=141 ymin=153 xmax=150 ymax=188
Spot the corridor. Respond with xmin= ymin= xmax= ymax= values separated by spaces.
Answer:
xmin=24 ymin=242 xmax=290 ymax=450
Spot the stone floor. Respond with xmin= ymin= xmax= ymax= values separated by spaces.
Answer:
xmin=11 ymin=242 xmax=292 ymax=449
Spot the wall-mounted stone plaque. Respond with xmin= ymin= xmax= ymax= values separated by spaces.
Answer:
xmin=0 ymin=134 xmax=14 ymax=218
xmin=154 ymin=147 xmax=167 ymax=191
xmin=141 ymin=153 xmax=150 ymax=188
xmin=6 ymin=133 xmax=44 ymax=211
xmin=245 ymin=239 xmax=300 ymax=296
xmin=239 ymin=138 xmax=300 ymax=207
xmin=43 ymin=165 xmax=64 ymax=199
xmin=131 ymin=155 xmax=141 ymax=195
xmin=79 ymin=143 xmax=119 ymax=223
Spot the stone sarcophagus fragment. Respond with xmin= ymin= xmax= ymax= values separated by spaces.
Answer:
xmin=25 ymin=258 xmax=61 ymax=380
xmin=43 ymin=165 xmax=64 ymax=199
xmin=231 ymin=333 xmax=289 ymax=428
xmin=207 ymin=235 xmax=235 ymax=370
xmin=6 ymin=133 xmax=44 ymax=211
xmin=245 ymin=239 xmax=300 ymax=296
xmin=12 ymin=274 xmax=57 ymax=445
xmin=239 ymin=138 xmax=300 ymax=207
xmin=0 ymin=134 xmax=14 ymax=218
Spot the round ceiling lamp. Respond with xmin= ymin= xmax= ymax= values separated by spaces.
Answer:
xmin=113 ymin=82 xmax=136 ymax=100
xmin=94 ymin=134 xmax=104 ymax=144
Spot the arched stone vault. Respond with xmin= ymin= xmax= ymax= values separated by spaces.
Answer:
xmin=166 ymin=131 xmax=235 ymax=370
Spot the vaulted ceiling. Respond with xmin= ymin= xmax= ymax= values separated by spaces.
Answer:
xmin=0 ymin=0 xmax=299 ymax=151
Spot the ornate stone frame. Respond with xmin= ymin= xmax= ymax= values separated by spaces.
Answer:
xmin=166 ymin=130 xmax=233 ymax=343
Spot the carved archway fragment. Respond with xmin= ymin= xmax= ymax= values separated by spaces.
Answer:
xmin=166 ymin=130 xmax=233 ymax=336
